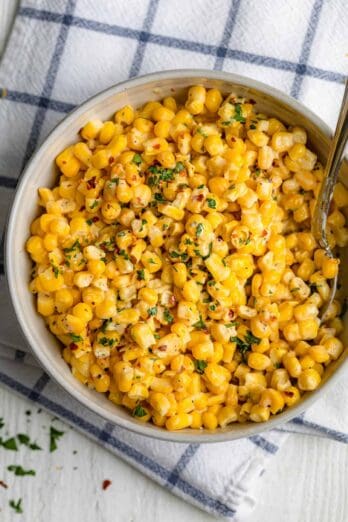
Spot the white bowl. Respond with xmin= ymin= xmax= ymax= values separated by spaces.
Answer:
xmin=6 ymin=69 xmax=348 ymax=443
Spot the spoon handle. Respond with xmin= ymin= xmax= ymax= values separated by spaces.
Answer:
xmin=313 ymin=79 xmax=348 ymax=255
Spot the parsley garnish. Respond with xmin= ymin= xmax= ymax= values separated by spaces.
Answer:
xmin=137 ymin=269 xmax=145 ymax=281
xmin=133 ymin=153 xmax=142 ymax=165
xmin=174 ymin=162 xmax=185 ymax=172
xmin=194 ymin=360 xmax=207 ymax=374
xmin=99 ymin=337 xmax=115 ymax=347
xmin=118 ymin=249 xmax=129 ymax=260
xmin=193 ymin=315 xmax=206 ymax=330
xmin=90 ymin=200 xmax=99 ymax=209
xmin=207 ymin=198 xmax=216 ymax=209
xmin=148 ymin=307 xmax=157 ymax=317
xmin=63 ymin=240 xmax=81 ymax=253
xmin=163 ymin=308 xmax=174 ymax=324
xmin=154 ymin=192 xmax=166 ymax=203
xmin=230 ymin=331 xmax=261 ymax=361
xmin=9 ymin=498 xmax=23 ymax=514
xmin=86 ymin=219 xmax=93 ymax=226
xmin=53 ymin=266 xmax=59 ymax=278
xmin=196 ymin=223 xmax=204 ymax=237
xmin=0 ymin=437 xmax=17 ymax=451
xmin=225 ymin=321 xmax=239 ymax=327
xmin=234 ymin=103 xmax=246 ymax=122
xmin=170 ymin=251 xmax=188 ymax=261
xmin=17 ymin=434 xmax=41 ymax=451
xmin=7 ymin=465 xmax=35 ymax=477
xmin=49 ymin=427 xmax=64 ymax=452
xmin=133 ymin=405 xmax=147 ymax=417
xmin=250 ymin=123 xmax=256 ymax=129
xmin=70 ymin=333 xmax=83 ymax=343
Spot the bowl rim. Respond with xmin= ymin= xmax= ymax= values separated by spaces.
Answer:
xmin=5 ymin=68 xmax=347 ymax=443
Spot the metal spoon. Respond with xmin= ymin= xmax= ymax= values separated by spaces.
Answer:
xmin=312 ymin=79 xmax=348 ymax=322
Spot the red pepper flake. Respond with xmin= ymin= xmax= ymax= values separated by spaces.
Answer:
xmin=249 ymin=99 xmax=256 ymax=105
xmin=261 ymin=229 xmax=268 ymax=237
xmin=102 ymin=479 xmax=112 ymax=490
xmin=70 ymin=343 xmax=78 ymax=351
xmin=195 ymin=194 xmax=204 ymax=202
xmin=92 ymin=216 xmax=99 ymax=222
xmin=0 ymin=480 xmax=8 ymax=489
xmin=158 ymin=345 xmax=167 ymax=352
xmin=87 ymin=176 xmax=97 ymax=189
xmin=108 ymin=156 xmax=115 ymax=164
xmin=80 ymin=206 xmax=85 ymax=211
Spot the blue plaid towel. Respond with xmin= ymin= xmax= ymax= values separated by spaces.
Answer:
xmin=0 ymin=1 xmax=347 ymax=519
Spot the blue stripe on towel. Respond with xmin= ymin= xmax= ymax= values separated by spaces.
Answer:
xmin=18 ymin=6 xmax=345 ymax=86
xmin=21 ymin=0 xmax=77 ymax=168
xmin=290 ymin=0 xmax=324 ymax=98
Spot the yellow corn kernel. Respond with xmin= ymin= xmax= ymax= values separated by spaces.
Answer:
xmin=56 ymin=146 xmax=81 ymax=177
xmin=72 ymin=302 xmax=93 ymax=323
xmin=321 ymin=257 xmax=339 ymax=279
xmin=260 ymin=389 xmax=284 ymax=414
xmin=298 ymin=368 xmax=321 ymax=391
xmin=166 ymin=413 xmax=192 ymax=431
xmin=202 ymin=411 xmax=218 ymax=430
xmin=281 ymin=386 xmax=300 ymax=406
xmin=149 ymin=392 xmax=171 ymax=416
xmin=323 ymin=337 xmax=343 ymax=360
xmin=37 ymin=293 xmax=55 ymax=316
xmin=205 ymin=88 xmax=222 ymax=113
xmin=131 ymin=323 xmax=156 ymax=349
xmin=99 ymin=121 xmax=116 ymax=145
xmin=249 ymin=405 xmax=270 ymax=422
xmin=115 ymin=105 xmax=135 ymax=125
xmin=248 ymin=352 xmax=271 ymax=371
xmin=282 ymin=355 xmax=302 ymax=378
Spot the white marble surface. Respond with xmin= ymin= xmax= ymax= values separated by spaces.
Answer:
xmin=1 ymin=3 xmax=348 ymax=521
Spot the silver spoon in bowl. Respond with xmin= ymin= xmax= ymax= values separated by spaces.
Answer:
xmin=312 ymin=79 xmax=348 ymax=323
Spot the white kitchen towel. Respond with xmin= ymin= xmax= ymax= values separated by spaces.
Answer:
xmin=0 ymin=0 xmax=347 ymax=520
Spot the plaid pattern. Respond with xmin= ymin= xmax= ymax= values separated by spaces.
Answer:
xmin=0 ymin=0 xmax=347 ymax=518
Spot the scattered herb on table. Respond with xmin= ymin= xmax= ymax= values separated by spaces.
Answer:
xmin=9 ymin=498 xmax=23 ymax=514
xmin=7 ymin=465 xmax=36 ymax=477
xmin=49 ymin=427 xmax=65 ymax=453
xmin=0 ymin=437 xmax=18 ymax=451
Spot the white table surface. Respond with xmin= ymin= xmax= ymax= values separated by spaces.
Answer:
xmin=1 ymin=3 xmax=348 ymax=521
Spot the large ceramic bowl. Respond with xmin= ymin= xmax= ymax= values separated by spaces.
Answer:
xmin=5 ymin=69 xmax=348 ymax=442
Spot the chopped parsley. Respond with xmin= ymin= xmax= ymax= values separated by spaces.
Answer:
xmin=90 ymin=200 xmax=99 ymax=209
xmin=207 ymin=198 xmax=216 ymax=209
xmin=250 ymin=124 xmax=257 ymax=129
xmin=63 ymin=240 xmax=81 ymax=253
xmin=174 ymin=162 xmax=185 ymax=172
xmin=53 ymin=266 xmax=59 ymax=278
xmin=234 ymin=104 xmax=246 ymax=123
xmin=70 ymin=333 xmax=83 ymax=343
xmin=225 ymin=321 xmax=239 ymax=328
xmin=137 ymin=269 xmax=145 ymax=281
xmin=17 ymin=434 xmax=41 ymax=451
xmin=133 ymin=404 xmax=147 ymax=417
xmin=0 ymin=437 xmax=17 ymax=451
xmin=49 ymin=427 xmax=64 ymax=452
xmin=209 ymin=304 xmax=216 ymax=311
xmin=132 ymin=153 xmax=142 ymax=165
xmin=193 ymin=315 xmax=206 ymax=330
xmin=197 ymin=128 xmax=208 ymax=137
xmin=194 ymin=360 xmax=207 ymax=374
xmin=196 ymin=223 xmax=204 ymax=237
xmin=230 ymin=331 xmax=261 ymax=361
xmin=118 ymin=249 xmax=129 ymax=260
xmin=148 ymin=306 xmax=157 ymax=317
xmin=170 ymin=251 xmax=188 ymax=261
xmin=99 ymin=337 xmax=115 ymax=347
xmin=164 ymin=308 xmax=174 ymax=324
xmin=86 ymin=218 xmax=93 ymax=226
xmin=9 ymin=498 xmax=23 ymax=514
xmin=7 ymin=465 xmax=36 ymax=477
xmin=154 ymin=192 xmax=166 ymax=203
